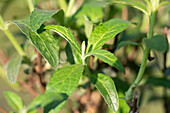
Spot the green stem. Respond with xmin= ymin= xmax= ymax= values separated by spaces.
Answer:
xmin=125 ymin=49 xmax=149 ymax=101
xmin=0 ymin=15 xmax=5 ymax=29
xmin=64 ymin=0 xmax=75 ymax=25
xmin=4 ymin=29 xmax=26 ymax=57
xmin=125 ymin=10 xmax=158 ymax=102
xmin=4 ymin=29 xmax=31 ymax=65
xmin=26 ymin=0 xmax=34 ymax=13
xmin=0 ymin=15 xmax=31 ymax=65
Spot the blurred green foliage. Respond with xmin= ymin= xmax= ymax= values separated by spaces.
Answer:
xmin=0 ymin=0 xmax=170 ymax=113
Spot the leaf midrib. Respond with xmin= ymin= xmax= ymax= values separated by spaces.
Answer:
xmin=89 ymin=51 xmax=116 ymax=64
xmin=35 ymin=31 xmax=56 ymax=68
xmin=97 ymin=78 xmax=117 ymax=111
xmin=50 ymin=26 xmax=81 ymax=54
xmin=91 ymin=24 xmax=127 ymax=50
xmin=49 ymin=65 xmax=80 ymax=95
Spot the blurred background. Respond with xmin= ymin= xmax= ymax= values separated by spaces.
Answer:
xmin=0 ymin=0 xmax=170 ymax=113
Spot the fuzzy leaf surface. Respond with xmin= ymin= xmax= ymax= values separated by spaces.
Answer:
xmin=46 ymin=64 xmax=84 ymax=95
xmin=7 ymin=56 xmax=22 ymax=83
xmin=45 ymin=25 xmax=81 ymax=54
xmin=87 ymin=18 xmax=130 ymax=52
xmin=30 ymin=8 xmax=62 ymax=31
xmin=108 ymin=0 xmax=148 ymax=15
xmin=11 ymin=19 xmax=59 ymax=69
xmin=4 ymin=91 xmax=24 ymax=111
xmin=86 ymin=49 xmax=125 ymax=73
xmin=90 ymin=73 xmax=119 ymax=112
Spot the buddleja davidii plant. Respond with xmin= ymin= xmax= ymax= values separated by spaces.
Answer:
xmin=107 ymin=0 xmax=170 ymax=109
xmin=2 ymin=5 xmax=132 ymax=113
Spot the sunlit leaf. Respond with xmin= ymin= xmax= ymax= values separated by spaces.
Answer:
xmin=4 ymin=91 xmax=24 ymax=111
xmin=90 ymin=73 xmax=119 ymax=112
xmin=46 ymin=64 xmax=84 ymax=95
xmin=11 ymin=20 xmax=59 ymax=70
xmin=86 ymin=49 xmax=125 ymax=73
xmin=7 ymin=56 xmax=22 ymax=83
xmin=87 ymin=18 xmax=131 ymax=52
xmin=117 ymin=92 xmax=130 ymax=113
xmin=30 ymin=8 xmax=62 ymax=31
xmin=45 ymin=25 xmax=81 ymax=55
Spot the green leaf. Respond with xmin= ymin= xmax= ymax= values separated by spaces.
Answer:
xmin=52 ymin=9 xmax=65 ymax=25
xmin=10 ymin=19 xmax=30 ymax=38
xmin=27 ymin=92 xmax=68 ymax=111
xmin=84 ymin=16 xmax=93 ymax=39
xmin=7 ymin=56 xmax=22 ymax=83
xmin=108 ymin=0 xmax=148 ymax=15
xmin=46 ymin=64 xmax=84 ymax=95
xmin=117 ymin=41 xmax=143 ymax=49
xmin=74 ymin=3 xmax=103 ymax=27
xmin=45 ymin=25 xmax=81 ymax=55
xmin=159 ymin=1 xmax=170 ymax=8
xmin=28 ymin=109 xmax=37 ymax=113
xmin=44 ymin=101 xmax=66 ymax=113
xmin=11 ymin=19 xmax=59 ymax=70
xmin=30 ymin=8 xmax=62 ymax=31
xmin=30 ymin=30 xmax=59 ymax=69
xmin=143 ymin=35 xmax=168 ymax=52
xmin=65 ymin=43 xmax=75 ymax=64
xmin=86 ymin=49 xmax=125 ymax=73
xmin=90 ymin=73 xmax=119 ymax=112
xmin=143 ymin=77 xmax=170 ymax=89
xmin=4 ymin=91 xmax=24 ymax=111
xmin=117 ymin=92 xmax=130 ymax=113
xmin=72 ymin=47 xmax=83 ymax=64
xmin=87 ymin=18 xmax=131 ymax=52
